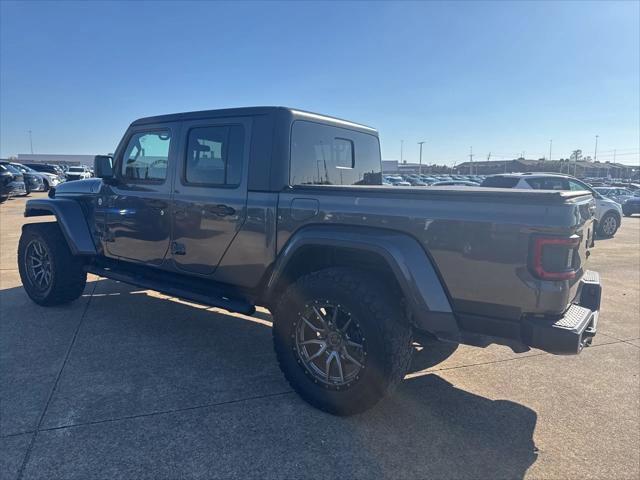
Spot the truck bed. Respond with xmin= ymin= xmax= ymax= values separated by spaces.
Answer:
xmin=278 ymin=185 xmax=596 ymax=325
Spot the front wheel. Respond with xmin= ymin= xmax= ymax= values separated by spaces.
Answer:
xmin=597 ymin=212 xmax=619 ymax=238
xmin=18 ymin=222 xmax=87 ymax=306
xmin=273 ymin=267 xmax=413 ymax=416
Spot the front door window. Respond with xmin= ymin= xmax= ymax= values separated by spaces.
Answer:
xmin=121 ymin=131 xmax=171 ymax=182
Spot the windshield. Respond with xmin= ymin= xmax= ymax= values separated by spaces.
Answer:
xmin=12 ymin=164 xmax=32 ymax=173
xmin=69 ymin=167 xmax=84 ymax=172
xmin=1 ymin=163 xmax=21 ymax=175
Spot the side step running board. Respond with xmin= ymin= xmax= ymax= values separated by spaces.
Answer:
xmin=87 ymin=265 xmax=256 ymax=316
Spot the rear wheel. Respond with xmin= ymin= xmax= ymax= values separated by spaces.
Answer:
xmin=597 ymin=212 xmax=619 ymax=238
xmin=18 ymin=222 xmax=87 ymax=306
xmin=273 ymin=267 xmax=413 ymax=415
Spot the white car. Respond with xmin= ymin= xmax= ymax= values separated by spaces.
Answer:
xmin=481 ymin=173 xmax=623 ymax=238
xmin=65 ymin=166 xmax=92 ymax=181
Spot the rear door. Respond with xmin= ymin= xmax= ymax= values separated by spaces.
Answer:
xmin=104 ymin=123 xmax=178 ymax=266
xmin=170 ymin=117 xmax=250 ymax=276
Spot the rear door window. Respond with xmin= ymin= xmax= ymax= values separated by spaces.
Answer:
xmin=184 ymin=125 xmax=244 ymax=186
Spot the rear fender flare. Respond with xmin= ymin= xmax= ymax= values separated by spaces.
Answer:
xmin=24 ymin=198 xmax=97 ymax=255
xmin=265 ymin=226 xmax=460 ymax=341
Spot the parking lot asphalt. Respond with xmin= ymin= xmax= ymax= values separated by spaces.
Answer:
xmin=1 ymin=192 xmax=639 ymax=480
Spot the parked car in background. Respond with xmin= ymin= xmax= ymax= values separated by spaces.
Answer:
xmin=23 ymin=163 xmax=65 ymax=190
xmin=0 ymin=162 xmax=26 ymax=198
xmin=384 ymin=175 xmax=411 ymax=186
xmin=481 ymin=173 xmax=623 ymax=238
xmin=405 ymin=177 xmax=428 ymax=186
xmin=9 ymin=162 xmax=47 ymax=193
xmin=622 ymin=197 xmax=640 ymax=216
xmin=65 ymin=165 xmax=93 ymax=181
xmin=1 ymin=164 xmax=14 ymax=202
xmin=593 ymin=187 xmax=636 ymax=205
xmin=431 ymin=180 xmax=480 ymax=186
xmin=611 ymin=182 xmax=640 ymax=192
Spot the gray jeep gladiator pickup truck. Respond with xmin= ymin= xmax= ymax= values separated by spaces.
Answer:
xmin=18 ymin=107 xmax=601 ymax=415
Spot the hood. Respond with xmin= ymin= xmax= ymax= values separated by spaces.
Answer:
xmin=40 ymin=171 xmax=60 ymax=180
xmin=29 ymin=172 xmax=47 ymax=181
xmin=54 ymin=178 xmax=102 ymax=195
xmin=599 ymin=197 xmax=623 ymax=213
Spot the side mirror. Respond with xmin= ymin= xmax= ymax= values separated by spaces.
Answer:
xmin=94 ymin=155 xmax=116 ymax=184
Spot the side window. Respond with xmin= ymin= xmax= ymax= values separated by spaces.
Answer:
xmin=121 ymin=131 xmax=171 ymax=182
xmin=290 ymin=120 xmax=381 ymax=186
xmin=185 ymin=125 xmax=244 ymax=186
xmin=525 ymin=177 xmax=567 ymax=190
xmin=334 ymin=138 xmax=354 ymax=168
xmin=568 ymin=180 xmax=588 ymax=191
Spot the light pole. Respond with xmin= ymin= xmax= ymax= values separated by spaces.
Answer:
xmin=549 ymin=139 xmax=553 ymax=162
xmin=594 ymin=135 xmax=599 ymax=162
xmin=418 ymin=141 xmax=425 ymax=175
xmin=400 ymin=140 xmax=404 ymax=164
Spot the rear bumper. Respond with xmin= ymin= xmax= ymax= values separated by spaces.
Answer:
xmin=453 ymin=270 xmax=601 ymax=355
xmin=521 ymin=270 xmax=600 ymax=355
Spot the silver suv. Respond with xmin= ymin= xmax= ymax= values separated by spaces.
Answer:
xmin=481 ymin=173 xmax=623 ymax=238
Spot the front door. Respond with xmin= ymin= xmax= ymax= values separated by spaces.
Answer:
xmin=104 ymin=124 xmax=178 ymax=266
xmin=170 ymin=117 xmax=250 ymax=275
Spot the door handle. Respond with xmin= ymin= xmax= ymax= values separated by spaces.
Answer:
xmin=209 ymin=204 xmax=235 ymax=217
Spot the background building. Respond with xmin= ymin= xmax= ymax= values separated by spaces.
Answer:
xmin=454 ymin=158 xmax=638 ymax=178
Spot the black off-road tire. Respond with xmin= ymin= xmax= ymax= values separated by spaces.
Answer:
xmin=18 ymin=222 xmax=87 ymax=306
xmin=272 ymin=267 xmax=413 ymax=416
xmin=596 ymin=212 xmax=619 ymax=238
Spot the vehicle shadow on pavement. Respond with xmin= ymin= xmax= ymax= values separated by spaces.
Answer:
xmin=2 ymin=279 xmax=538 ymax=479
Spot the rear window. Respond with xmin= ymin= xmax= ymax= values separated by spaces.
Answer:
xmin=480 ymin=176 xmax=520 ymax=188
xmin=290 ymin=121 xmax=382 ymax=186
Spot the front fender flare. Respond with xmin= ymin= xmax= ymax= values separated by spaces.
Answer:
xmin=24 ymin=198 xmax=97 ymax=255
xmin=265 ymin=226 xmax=460 ymax=341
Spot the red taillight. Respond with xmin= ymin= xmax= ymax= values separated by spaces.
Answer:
xmin=531 ymin=235 xmax=581 ymax=280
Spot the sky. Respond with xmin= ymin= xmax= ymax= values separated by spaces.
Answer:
xmin=1 ymin=0 xmax=639 ymax=166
